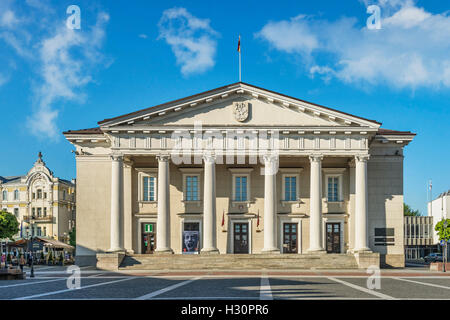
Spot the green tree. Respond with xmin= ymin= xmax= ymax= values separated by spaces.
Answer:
xmin=0 ymin=210 xmax=19 ymax=239
xmin=69 ymin=227 xmax=76 ymax=247
xmin=435 ymin=219 xmax=450 ymax=242
xmin=404 ymin=203 xmax=421 ymax=216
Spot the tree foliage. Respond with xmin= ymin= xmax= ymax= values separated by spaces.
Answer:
xmin=404 ymin=203 xmax=421 ymax=216
xmin=0 ymin=210 xmax=19 ymax=239
xmin=69 ymin=227 xmax=76 ymax=247
xmin=435 ymin=218 xmax=450 ymax=242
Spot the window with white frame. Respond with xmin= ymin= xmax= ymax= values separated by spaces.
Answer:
xmin=14 ymin=208 xmax=19 ymax=218
xmin=14 ymin=190 xmax=19 ymax=200
xmin=185 ymin=176 xmax=199 ymax=201
xmin=137 ymin=169 xmax=158 ymax=202
xmin=228 ymin=168 xmax=253 ymax=203
xmin=284 ymin=176 xmax=297 ymax=201
xmin=37 ymin=189 xmax=42 ymax=199
xmin=235 ymin=176 xmax=248 ymax=201
xmin=323 ymin=169 xmax=345 ymax=203
xmin=2 ymin=190 xmax=7 ymax=201
xmin=327 ymin=176 xmax=339 ymax=202
xmin=143 ymin=176 xmax=156 ymax=201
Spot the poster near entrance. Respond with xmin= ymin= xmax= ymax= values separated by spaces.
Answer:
xmin=142 ymin=223 xmax=156 ymax=254
xmin=182 ymin=231 xmax=200 ymax=254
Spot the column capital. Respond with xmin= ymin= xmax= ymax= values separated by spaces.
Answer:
xmin=355 ymin=154 xmax=370 ymax=162
xmin=309 ymin=154 xmax=323 ymax=163
xmin=110 ymin=153 xmax=123 ymax=162
xmin=262 ymin=153 xmax=279 ymax=164
xmin=156 ymin=154 xmax=171 ymax=162
xmin=348 ymin=158 xmax=356 ymax=168
xmin=202 ymin=153 xmax=216 ymax=164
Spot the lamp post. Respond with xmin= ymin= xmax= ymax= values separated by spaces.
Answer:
xmin=444 ymin=220 xmax=448 ymax=273
xmin=26 ymin=225 xmax=35 ymax=278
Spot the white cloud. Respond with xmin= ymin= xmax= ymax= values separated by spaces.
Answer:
xmin=138 ymin=34 xmax=148 ymax=39
xmin=0 ymin=73 xmax=9 ymax=87
xmin=257 ymin=0 xmax=450 ymax=90
xmin=158 ymin=7 xmax=219 ymax=76
xmin=0 ymin=2 xmax=110 ymax=139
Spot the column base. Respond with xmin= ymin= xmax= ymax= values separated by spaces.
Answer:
xmin=154 ymin=248 xmax=174 ymax=255
xmin=107 ymin=248 xmax=125 ymax=253
xmin=352 ymin=248 xmax=372 ymax=254
xmin=306 ymin=248 xmax=327 ymax=254
xmin=201 ymin=248 xmax=220 ymax=254
xmin=261 ymin=248 xmax=280 ymax=254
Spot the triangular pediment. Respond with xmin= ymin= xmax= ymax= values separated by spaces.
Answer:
xmin=99 ymin=83 xmax=381 ymax=130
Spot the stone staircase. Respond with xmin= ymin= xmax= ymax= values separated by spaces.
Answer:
xmin=119 ymin=253 xmax=359 ymax=270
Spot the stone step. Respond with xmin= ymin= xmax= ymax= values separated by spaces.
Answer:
xmin=119 ymin=254 xmax=359 ymax=270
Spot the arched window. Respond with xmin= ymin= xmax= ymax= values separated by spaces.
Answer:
xmin=14 ymin=190 xmax=19 ymax=200
xmin=2 ymin=190 xmax=7 ymax=201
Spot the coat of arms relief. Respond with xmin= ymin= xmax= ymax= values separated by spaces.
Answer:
xmin=233 ymin=101 xmax=249 ymax=122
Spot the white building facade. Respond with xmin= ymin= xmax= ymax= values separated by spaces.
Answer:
xmin=0 ymin=153 xmax=76 ymax=242
xmin=64 ymin=82 xmax=415 ymax=267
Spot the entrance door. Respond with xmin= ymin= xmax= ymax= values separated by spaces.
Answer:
xmin=233 ymin=223 xmax=249 ymax=254
xmin=283 ymin=223 xmax=298 ymax=253
xmin=326 ymin=223 xmax=341 ymax=253
xmin=142 ymin=223 xmax=156 ymax=254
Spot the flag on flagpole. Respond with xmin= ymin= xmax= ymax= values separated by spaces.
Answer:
xmin=221 ymin=209 xmax=225 ymax=227
xmin=257 ymin=210 xmax=260 ymax=228
xmin=237 ymin=35 xmax=241 ymax=52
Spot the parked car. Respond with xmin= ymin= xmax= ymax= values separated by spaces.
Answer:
xmin=424 ymin=253 xmax=443 ymax=263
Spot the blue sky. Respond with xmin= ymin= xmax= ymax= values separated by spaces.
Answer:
xmin=0 ymin=0 xmax=449 ymax=215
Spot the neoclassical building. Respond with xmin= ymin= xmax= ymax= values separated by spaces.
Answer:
xmin=0 ymin=153 xmax=76 ymax=242
xmin=64 ymin=82 xmax=415 ymax=267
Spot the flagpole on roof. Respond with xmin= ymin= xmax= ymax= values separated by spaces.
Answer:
xmin=238 ymin=34 xmax=241 ymax=82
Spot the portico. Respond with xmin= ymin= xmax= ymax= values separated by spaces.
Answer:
xmin=64 ymin=82 xmax=415 ymax=268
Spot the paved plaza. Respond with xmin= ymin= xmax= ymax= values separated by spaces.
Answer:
xmin=0 ymin=264 xmax=449 ymax=300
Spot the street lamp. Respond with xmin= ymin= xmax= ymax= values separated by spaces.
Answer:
xmin=25 ymin=225 xmax=35 ymax=278
xmin=444 ymin=220 xmax=448 ymax=273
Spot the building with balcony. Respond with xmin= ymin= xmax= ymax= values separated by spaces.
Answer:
xmin=0 ymin=153 xmax=76 ymax=242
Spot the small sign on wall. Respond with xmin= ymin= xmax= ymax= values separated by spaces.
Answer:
xmin=374 ymin=228 xmax=395 ymax=246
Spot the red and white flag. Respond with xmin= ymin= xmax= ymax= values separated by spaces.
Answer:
xmin=221 ymin=209 xmax=225 ymax=227
xmin=257 ymin=210 xmax=260 ymax=227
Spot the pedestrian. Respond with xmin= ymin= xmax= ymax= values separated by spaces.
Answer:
xmin=19 ymin=255 xmax=25 ymax=273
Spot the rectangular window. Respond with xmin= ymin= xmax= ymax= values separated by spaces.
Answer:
xmin=327 ymin=177 xmax=339 ymax=202
xmin=14 ymin=208 xmax=19 ymax=217
xmin=143 ymin=176 xmax=156 ymax=201
xmin=14 ymin=190 xmax=19 ymax=200
xmin=43 ymin=227 xmax=46 ymax=237
xmin=32 ymin=208 xmax=35 ymax=217
xmin=32 ymin=192 xmax=35 ymax=199
xmin=44 ymin=207 xmax=47 ymax=217
xmin=37 ymin=208 xmax=42 ymax=217
xmin=235 ymin=176 xmax=247 ymax=201
xmin=44 ymin=192 xmax=47 ymax=199
xmin=185 ymin=176 xmax=199 ymax=201
xmin=37 ymin=189 xmax=42 ymax=199
xmin=37 ymin=227 xmax=42 ymax=237
xmin=284 ymin=176 xmax=297 ymax=201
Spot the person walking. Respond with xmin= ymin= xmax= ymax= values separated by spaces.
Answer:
xmin=19 ymin=254 xmax=25 ymax=273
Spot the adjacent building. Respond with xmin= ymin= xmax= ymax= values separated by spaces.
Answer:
xmin=0 ymin=153 xmax=76 ymax=242
xmin=428 ymin=190 xmax=449 ymax=244
xmin=64 ymin=82 xmax=415 ymax=267
xmin=404 ymin=215 xmax=434 ymax=260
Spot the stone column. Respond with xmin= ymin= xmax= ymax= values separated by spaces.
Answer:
xmin=155 ymin=155 xmax=173 ymax=253
xmin=308 ymin=154 xmax=325 ymax=253
xmin=262 ymin=154 xmax=280 ymax=253
xmin=202 ymin=154 xmax=219 ymax=254
xmin=109 ymin=153 xmax=124 ymax=252
xmin=354 ymin=154 xmax=371 ymax=252
xmin=123 ymin=159 xmax=134 ymax=254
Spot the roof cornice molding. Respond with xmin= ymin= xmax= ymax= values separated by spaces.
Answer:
xmin=97 ymin=82 xmax=382 ymax=129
